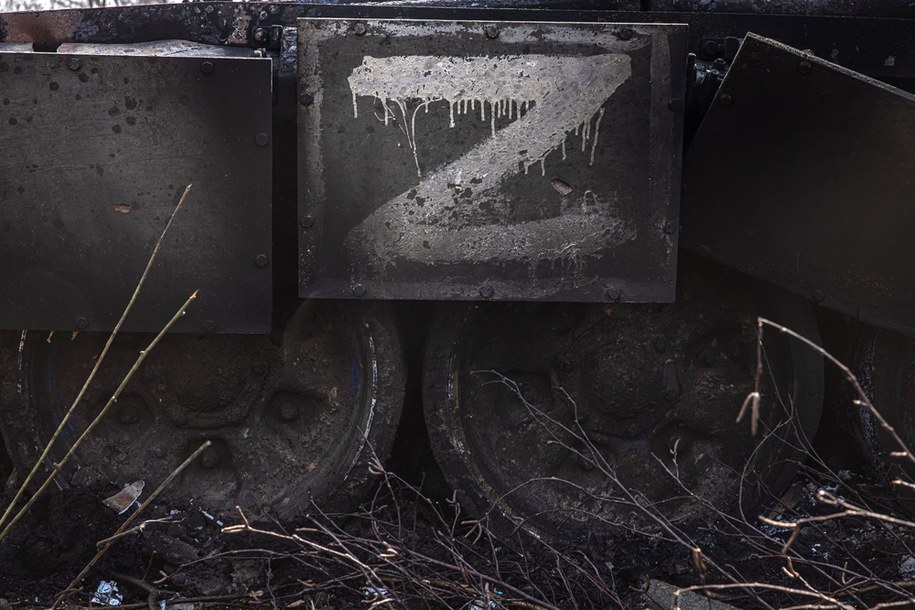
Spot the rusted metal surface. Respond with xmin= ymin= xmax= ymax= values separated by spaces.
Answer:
xmin=681 ymin=33 xmax=915 ymax=337
xmin=57 ymin=39 xmax=255 ymax=57
xmin=2 ymin=4 xmax=914 ymax=80
xmin=0 ymin=4 xmax=609 ymax=48
xmin=298 ymin=19 xmax=686 ymax=302
xmin=0 ymin=42 xmax=30 ymax=52
xmin=0 ymin=49 xmax=272 ymax=333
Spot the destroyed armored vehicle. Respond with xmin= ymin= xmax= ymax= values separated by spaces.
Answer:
xmin=0 ymin=0 xmax=913 ymax=542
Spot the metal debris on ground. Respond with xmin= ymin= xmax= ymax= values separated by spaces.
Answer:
xmin=199 ymin=507 xmax=224 ymax=527
xmin=90 ymin=580 xmax=123 ymax=606
xmin=102 ymin=480 xmax=145 ymax=515
xmin=362 ymin=587 xmax=390 ymax=600
xmin=899 ymin=555 xmax=915 ymax=577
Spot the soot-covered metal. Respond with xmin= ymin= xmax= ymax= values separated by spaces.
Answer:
xmin=297 ymin=19 xmax=686 ymax=302
xmin=681 ymin=34 xmax=915 ymax=337
xmin=0 ymin=49 xmax=273 ymax=333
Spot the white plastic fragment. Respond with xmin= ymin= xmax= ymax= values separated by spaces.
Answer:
xmin=362 ymin=587 xmax=389 ymax=599
xmin=199 ymin=507 xmax=224 ymax=527
xmin=90 ymin=580 xmax=122 ymax=606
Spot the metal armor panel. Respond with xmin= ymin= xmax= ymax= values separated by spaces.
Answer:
xmin=0 ymin=50 xmax=272 ymax=333
xmin=681 ymin=34 xmax=915 ymax=337
xmin=297 ymin=19 xmax=687 ymax=302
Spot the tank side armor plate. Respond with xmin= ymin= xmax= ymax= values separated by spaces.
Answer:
xmin=0 ymin=47 xmax=273 ymax=333
xmin=297 ymin=19 xmax=687 ymax=303
xmin=682 ymin=33 xmax=915 ymax=337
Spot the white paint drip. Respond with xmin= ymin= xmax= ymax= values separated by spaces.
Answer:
xmin=349 ymin=55 xmax=618 ymax=177
xmin=345 ymin=53 xmax=634 ymax=267
xmin=590 ymin=108 xmax=606 ymax=166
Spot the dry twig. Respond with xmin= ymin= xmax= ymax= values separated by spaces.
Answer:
xmin=0 ymin=184 xmax=194 ymax=537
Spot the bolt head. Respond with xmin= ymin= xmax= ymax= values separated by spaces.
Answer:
xmin=484 ymin=25 xmax=499 ymax=39
xmin=479 ymin=285 xmax=495 ymax=299
xmin=353 ymin=22 xmax=367 ymax=35
xmin=605 ymin=288 xmax=622 ymax=302
xmin=698 ymin=347 xmax=718 ymax=367
xmin=255 ymin=132 xmax=270 ymax=147
xmin=352 ymin=284 xmax=366 ymax=297
xmin=203 ymin=320 xmax=217 ymax=333
xmin=299 ymin=91 xmax=315 ymax=106
xmin=253 ymin=28 xmax=269 ymax=45
xmin=668 ymin=98 xmax=683 ymax=111
xmin=617 ymin=28 xmax=634 ymax=41
xmin=300 ymin=215 xmax=316 ymax=228
xmin=201 ymin=447 xmax=221 ymax=469
xmin=718 ymin=93 xmax=734 ymax=108
xmin=798 ymin=60 xmax=813 ymax=75
xmin=278 ymin=400 xmax=300 ymax=422
xmin=75 ymin=316 xmax=89 ymax=330
xmin=67 ymin=57 xmax=82 ymax=72
xmin=117 ymin=404 xmax=139 ymax=425
xmin=200 ymin=61 xmax=215 ymax=75
xmin=254 ymin=254 xmax=269 ymax=268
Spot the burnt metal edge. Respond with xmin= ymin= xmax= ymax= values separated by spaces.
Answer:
xmin=0 ymin=4 xmax=913 ymax=77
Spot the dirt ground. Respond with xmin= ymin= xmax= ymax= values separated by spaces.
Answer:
xmin=2 ymin=435 xmax=914 ymax=610
xmin=1 ymin=367 xmax=913 ymax=610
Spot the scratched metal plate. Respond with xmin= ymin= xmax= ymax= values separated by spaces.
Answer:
xmin=681 ymin=34 xmax=915 ymax=337
xmin=0 ymin=51 xmax=272 ymax=333
xmin=298 ymin=19 xmax=687 ymax=302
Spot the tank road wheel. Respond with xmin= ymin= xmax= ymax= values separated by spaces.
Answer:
xmin=423 ymin=258 xmax=823 ymax=542
xmin=0 ymin=301 xmax=403 ymax=518
xmin=852 ymin=328 xmax=915 ymax=485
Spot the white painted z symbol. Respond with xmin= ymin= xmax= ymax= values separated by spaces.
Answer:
xmin=346 ymin=54 xmax=635 ymax=266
